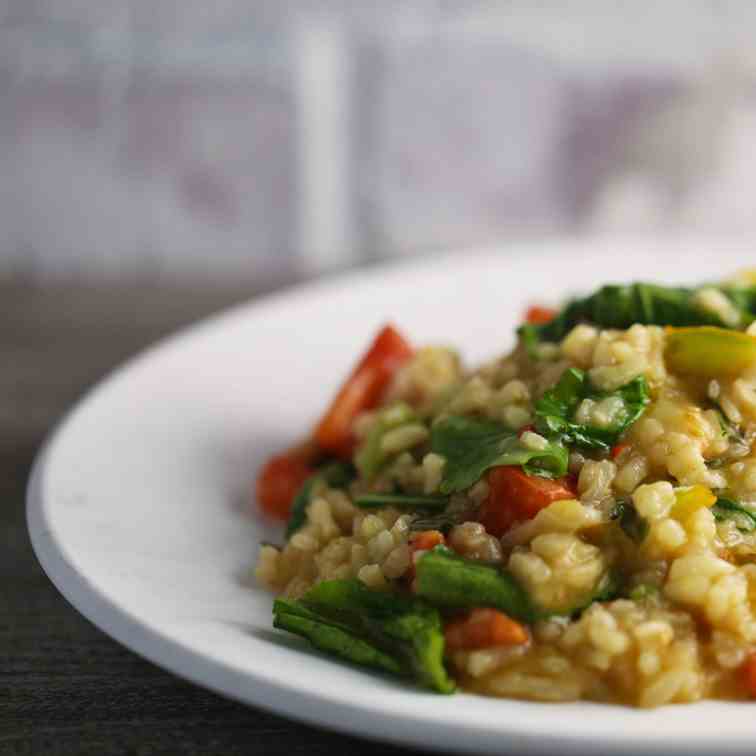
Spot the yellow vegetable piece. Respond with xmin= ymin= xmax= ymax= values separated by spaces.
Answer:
xmin=665 ymin=326 xmax=756 ymax=378
xmin=728 ymin=268 xmax=756 ymax=286
xmin=671 ymin=485 xmax=716 ymax=521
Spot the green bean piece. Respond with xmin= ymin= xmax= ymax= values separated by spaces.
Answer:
xmin=414 ymin=546 xmax=534 ymax=622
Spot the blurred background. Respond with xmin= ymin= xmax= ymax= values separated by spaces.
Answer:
xmin=2 ymin=1 xmax=756 ymax=284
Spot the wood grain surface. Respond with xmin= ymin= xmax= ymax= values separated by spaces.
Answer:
xmin=1 ymin=279 xmax=420 ymax=756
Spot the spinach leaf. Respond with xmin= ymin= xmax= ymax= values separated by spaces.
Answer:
xmin=430 ymin=415 xmax=568 ymax=494
xmin=285 ymin=461 xmax=355 ymax=538
xmin=521 ymin=282 xmax=755 ymax=345
xmin=273 ymin=579 xmax=455 ymax=693
xmin=711 ymin=496 xmax=756 ymax=533
xmin=721 ymin=284 xmax=756 ymax=318
xmin=354 ymin=493 xmax=449 ymax=510
xmin=610 ymin=498 xmax=649 ymax=544
xmin=535 ymin=368 xmax=650 ymax=451
xmin=273 ymin=600 xmax=403 ymax=676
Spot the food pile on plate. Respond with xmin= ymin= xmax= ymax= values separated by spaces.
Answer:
xmin=255 ymin=274 xmax=756 ymax=707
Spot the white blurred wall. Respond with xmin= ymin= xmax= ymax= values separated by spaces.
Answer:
xmin=2 ymin=1 xmax=756 ymax=280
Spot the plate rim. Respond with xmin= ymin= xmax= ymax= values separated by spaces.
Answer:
xmin=26 ymin=239 xmax=756 ymax=756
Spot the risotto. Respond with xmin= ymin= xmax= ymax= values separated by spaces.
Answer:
xmin=253 ymin=275 xmax=756 ymax=707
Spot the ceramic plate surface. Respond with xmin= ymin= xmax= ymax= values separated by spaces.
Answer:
xmin=28 ymin=240 xmax=756 ymax=755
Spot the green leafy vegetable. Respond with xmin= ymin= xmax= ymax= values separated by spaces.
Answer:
xmin=721 ymin=284 xmax=756 ymax=317
xmin=520 ymin=282 xmax=756 ymax=345
xmin=285 ymin=461 xmax=355 ymax=538
xmin=534 ymin=368 xmax=650 ymax=451
xmin=273 ymin=599 xmax=402 ymax=675
xmin=430 ymin=415 xmax=568 ymax=494
xmin=414 ymin=546 xmax=534 ymax=622
xmin=711 ymin=496 xmax=756 ymax=533
xmin=610 ymin=498 xmax=649 ymax=544
xmin=354 ymin=493 xmax=449 ymax=510
xmin=303 ymin=578 xmax=418 ymax=616
xmin=272 ymin=579 xmax=454 ymax=693
xmin=355 ymin=402 xmax=419 ymax=480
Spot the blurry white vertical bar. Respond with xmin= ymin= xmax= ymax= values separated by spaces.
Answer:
xmin=294 ymin=12 xmax=354 ymax=269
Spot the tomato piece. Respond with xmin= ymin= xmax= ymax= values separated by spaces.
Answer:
xmin=741 ymin=653 xmax=756 ymax=698
xmin=407 ymin=530 xmax=445 ymax=583
xmin=524 ymin=305 xmax=557 ymax=325
xmin=480 ymin=466 xmax=576 ymax=537
xmin=256 ymin=443 xmax=316 ymax=520
xmin=611 ymin=443 xmax=630 ymax=460
xmin=444 ymin=608 xmax=529 ymax=651
xmin=314 ymin=325 xmax=414 ymax=458
xmin=410 ymin=530 xmax=445 ymax=553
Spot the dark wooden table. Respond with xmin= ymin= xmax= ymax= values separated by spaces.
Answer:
xmin=2 ymin=279 xmax=421 ymax=756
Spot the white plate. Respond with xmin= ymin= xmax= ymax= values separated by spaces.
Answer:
xmin=28 ymin=240 xmax=756 ymax=755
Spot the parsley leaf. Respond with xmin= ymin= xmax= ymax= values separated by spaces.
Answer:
xmin=430 ymin=415 xmax=568 ymax=494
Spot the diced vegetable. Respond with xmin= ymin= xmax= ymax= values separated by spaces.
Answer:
xmin=611 ymin=443 xmax=630 ymax=460
xmin=711 ymin=496 xmax=756 ymax=533
xmin=480 ymin=466 xmax=576 ymax=537
xmin=410 ymin=530 xmax=446 ymax=552
xmin=354 ymin=493 xmax=449 ymax=510
xmin=524 ymin=305 xmax=557 ymax=325
xmin=741 ymin=653 xmax=756 ymax=698
xmin=285 ymin=461 xmax=355 ymax=538
xmin=430 ymin=415 xmax=569 ymax=494
xmin=610 ymin=499 xmax=649 ymax=544
xmin=444 ymin=608 xmax=529 ymax=651
xmin=257 ymin=443 xmax=318 ymax=520
xmin=354 ymin=402 xmax=418 ymax=480
xmin=407 ymin=530 xmax=446 ymax=581
xmin=671 ymin=485 xmax=716 ymax=522
xmin=315 ymin=325 xmax=414 ymax=458
xmin=666 ymin=326 xmax=756 ymax=378
xmin=414 ymin=546 xmax=534 ymax=622
xmin=273 ymin=579 xmax=455 ymax=693
xmin=534 ymin=368 xmax=650 ymax=452
xmin=520 ymin=282 xmax=753 ymax=346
